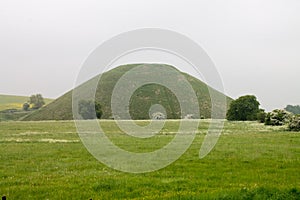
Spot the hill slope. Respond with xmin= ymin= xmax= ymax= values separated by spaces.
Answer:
xmin=0 ymin=94 xmax=53 ymax=121
xmin=23 ymin=64 xmax=232 ymax=120
xmin=0 ymin=94 xmax=53 ymax=111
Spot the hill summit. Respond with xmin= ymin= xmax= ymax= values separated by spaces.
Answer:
xmin=22 ymin=64 xmax=232 ymax=121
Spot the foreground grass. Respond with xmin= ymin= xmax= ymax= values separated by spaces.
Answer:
xmin=0 ymin=120 xmax=299 ymax=199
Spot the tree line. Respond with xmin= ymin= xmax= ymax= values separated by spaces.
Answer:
xmin=226 ymin=95 xmax=300 ymax=131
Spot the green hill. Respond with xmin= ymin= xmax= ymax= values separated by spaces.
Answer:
xmin=0 ymin=94 xmax=53 ymax=111
xmin=22 ymin=64 xmax=232 ymax=121
xmin=0 ymin=94 xmax=29 ymax=111
xmin=0 ymin=94 xmax=53 ymax=121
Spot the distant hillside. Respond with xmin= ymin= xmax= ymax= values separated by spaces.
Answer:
xmin=0 ymin=94 xmax=53 ymax=121
xmin=22 ymin=64 xmax=232 ymax=121
xmin=0 ymin=94 xmax=53 ymax=111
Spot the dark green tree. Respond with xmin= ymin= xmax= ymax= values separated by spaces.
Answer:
xmin=257 ymin=109 xmax=266 ymax=123
xmin=226 ymin=95 xmax=260 ymax=121
xmin=94 ymin=101 xmax=103 ymax=119
xmin=29 ymin=94 xmax=45 ymax=109
xmin=78 ymin=100 xmax=102 ymax=119
xmin=23 ymin=102 xmax=30 ymax=111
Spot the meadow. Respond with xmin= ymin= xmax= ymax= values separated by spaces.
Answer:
xmin=0 ymin=120 xmax=299 ymax=199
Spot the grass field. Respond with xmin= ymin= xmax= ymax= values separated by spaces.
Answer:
xmin=0 ymin=120 xmax=299 ymax=199
xmin=0 ymin=94 xmax=53 ymax=111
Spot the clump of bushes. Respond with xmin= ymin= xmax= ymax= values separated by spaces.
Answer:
xmin=152 ymin=112 xmax=166 ymax=120
xmin=263 ymin=109 xmax=300 ymax=132
xmin=78 ymin=100 xmax=102 ymax=119
xmin=257 ymin=109 xmax=267 ymax=123
xmin=288 ymin=115 xmax=300 ymax=131
xmin=184 ymin=114 xmax=194 ymax=119
xmin=264 ymin=109 xmax=293 ymax=126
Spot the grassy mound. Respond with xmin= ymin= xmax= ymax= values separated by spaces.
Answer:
xmin=23 ymin=64 xmax=232 ymax=120
xmin=0 ymin=94 xmax=53 ymax=121
xmin=0 ymin=94 xmax=52 ymax=111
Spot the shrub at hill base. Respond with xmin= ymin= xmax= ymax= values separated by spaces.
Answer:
xmin=265 ymin=109 xmax=293 ymax=126
xmin=288 ymin=115 xmax=300 ymax=131
xmin=78 ymin=100 xmax=102 ymax=120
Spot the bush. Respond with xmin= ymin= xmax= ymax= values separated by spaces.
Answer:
xmin=29 ymin=94 xmax=45 ymax=109
xmin=184 ymin=114 xmax=194 ymax=119
xmin=152 ymin=112 xmax=166 ymax=120
xmin=78 ymin=100 xmax=102 ymax=119
xmin=288 ymin=115 xmax=300 ymax=131
xmin=265 ymin=109 xmax=293 ymax=126
xmin=23 ymin=102 xmax=30 ymax=111
xmin=257 ymin=109 xmax=266 ymax=123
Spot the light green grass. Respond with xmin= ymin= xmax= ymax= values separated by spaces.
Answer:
xmin=0 ymin=94 xmax=53 ymax=111
xmin=0 ymin=120 xmax=299 ymax=199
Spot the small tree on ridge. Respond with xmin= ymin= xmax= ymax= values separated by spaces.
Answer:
xmin=29 ymin=94 xmax=45 ymax=109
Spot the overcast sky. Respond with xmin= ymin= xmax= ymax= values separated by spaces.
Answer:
xmin=1 ymin=0 xmax=299 ymax=111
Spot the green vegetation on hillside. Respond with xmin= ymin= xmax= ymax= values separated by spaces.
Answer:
xmin=78 ymin=100 xmax=102 ymax=119
xmin=0 ymin=120 xmax=299 ymax=199
xmin=0 ymin=94 xmax=29 ymax=111
xmin=22 ymin=64 xmax=232 ymax=121
xmin=0 ymin=94 xmax=52 ymax=111
xmin=29 ymin=94 xmax=46 ymax=109
xmin=0 ymin=94 xmax=53 ymax=121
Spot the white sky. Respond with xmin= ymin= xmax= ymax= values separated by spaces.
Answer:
xmin=0 ymin=0 xmax=299 ymax=111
